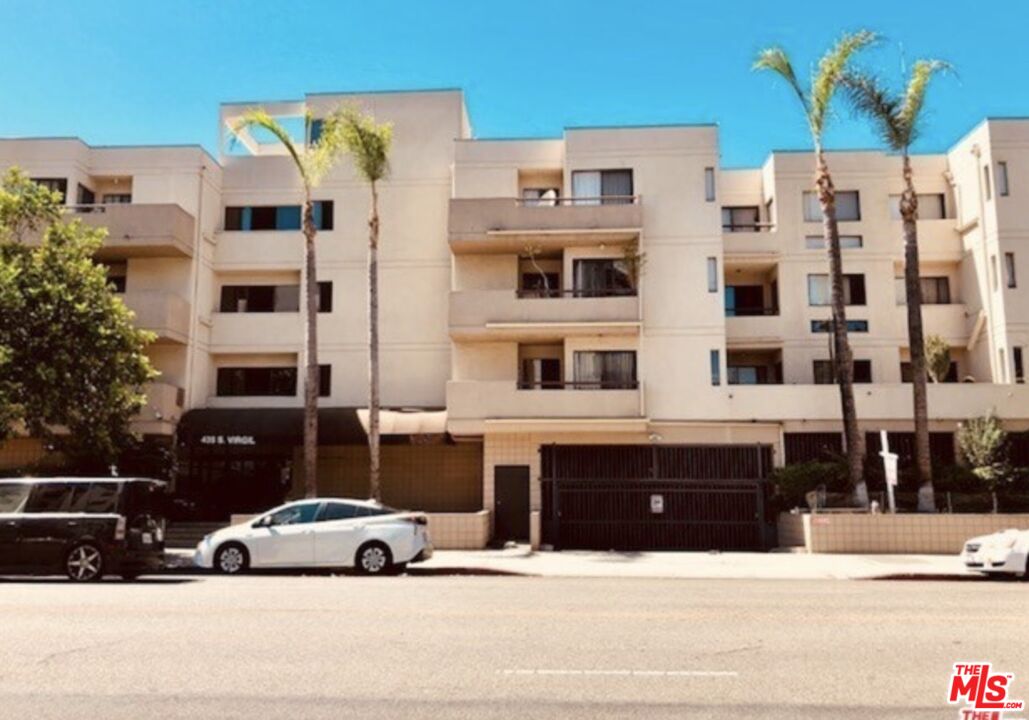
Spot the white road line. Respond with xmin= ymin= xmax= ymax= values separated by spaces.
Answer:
xmin=500 ymin=669 xmax=739 ymax=678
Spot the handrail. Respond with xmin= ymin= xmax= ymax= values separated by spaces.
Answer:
xmin=516 ymin=288 xmax=638 ymax=299
xmin=725 ymin=307 xmax=780 ymax=317
xmin=516 ymin=195 xmax=640 ymax=207
xmin=516 ymin=380 xmax=639 ymax=390
xmin=722 ymin=222 xmax=775 ymax=232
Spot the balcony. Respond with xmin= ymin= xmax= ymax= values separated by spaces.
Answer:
xmin=133 ymin=381 xmax=185 ymax=435
xmin=449 ymin=197 xmax=642 ymax=254
xmin=446 ymin=380 xmax=644 ymax=427
xmin=449 ymin=290 xmax=640 ymax=341
xmin=889 ymin=304 xmax=970 ymax=343
xmin=725 ymin=310 xmax=783 ymax=346
xmin=65 ymin=204 xmax=196 ymax=259
xmin=123 ymin=291 xmax=192 ymax=344
xmin=889 ymin=219 xmax=962 ymax=262
xmin=213 ymin=230 xmax=303 ymax=269
xmin=210 ymin=312 xmax=303 ymax=352
xmin=722 ymin=229 xmax=780 ymax=259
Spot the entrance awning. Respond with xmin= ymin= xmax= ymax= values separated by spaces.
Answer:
xmin=178 ymin=407 xmax=448 ymax=446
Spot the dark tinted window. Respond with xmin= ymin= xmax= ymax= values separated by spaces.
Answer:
xmin=319 ymin=502 xmax=361 ymax=521
xmin=216 ymin=367 xmax=297 ymax=397
xmin=319 ymin=365 xmax=331 ymax=398
xmin=70 ymin=483 xmax=121 ymax=513
xmin=31 ymin=178 xmax=68 ymax=203
xmin=268 ymin=502 xmax=320 ymax=526
xmin=223 ymin=202 xmax=333 ymax=231
xmin=318 ymin=281 xmax=333 ymax=312
xmin=25 ymin=483 xmax=78 ymax=513
xmin=0 ymin=483 xmax=31 ymax=513
xmin=813 ymin=360 xmax=872 ymax=384
xmin=357 ymin=505 xmax=396 ymax=517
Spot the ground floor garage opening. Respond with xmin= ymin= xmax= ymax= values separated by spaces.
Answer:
xmin=540 ymin=444 xmax=773 ymax=551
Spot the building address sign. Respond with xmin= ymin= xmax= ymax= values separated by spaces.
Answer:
xmin=199 ymin=435 xmax=257 ymax=446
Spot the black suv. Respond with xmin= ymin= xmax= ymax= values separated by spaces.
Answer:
xmin=0 ymin=478 xmax=166 ymax=581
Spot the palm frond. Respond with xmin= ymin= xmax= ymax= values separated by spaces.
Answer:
xmin=753 ymin=47 xmax=809 ymax=116
xmin=841 ymin=71 xmax=907 ymax=150
xmin=232 ymin=109 xmax=308 ymax=186
xmin=897 ymin=59 xmax=951 ymax=147
xmin=810 ymin=30 xmax=878 ymax=139
xmin=332 ymin=106 xmax=393 ymax=184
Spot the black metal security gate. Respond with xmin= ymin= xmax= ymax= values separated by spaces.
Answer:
xmin=541 ymin=445 xmax=773 ymax=551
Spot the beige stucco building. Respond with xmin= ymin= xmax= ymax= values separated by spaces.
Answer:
xmin=2 ymin=90 xmax=1028 ymax=549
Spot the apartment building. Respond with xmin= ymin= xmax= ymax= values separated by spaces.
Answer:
xmin=2 ymin=90 xmax=1028 ymax=549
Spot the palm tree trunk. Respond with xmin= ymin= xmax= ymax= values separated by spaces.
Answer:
xmin=367 ymin=181 xmax=381 ymax=502
xmin=816 ymin=150 xmax=868 ymax=507
xmin=302 ymin=197 xmax=319 ymax=498
xmin=901 ymin=154 xmax=935 ymax=512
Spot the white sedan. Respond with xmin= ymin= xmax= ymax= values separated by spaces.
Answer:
xmin=961 ymin=528 xmax=1029 ymax=578
xmin=194 ymin=498 xmax=433 ymax=575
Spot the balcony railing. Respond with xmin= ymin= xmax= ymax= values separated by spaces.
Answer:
xmin=722 ymin=222 xmax=775 ymax=233
xmin=516 ymin=380 xmax=640 ymax=390
xmin=725 ymin=306 xmax=779 ymax=317
xmin=515 ymin=287 xmax=638 ymax=299
xmin=64 ymin=203 xmax=196 ymax=258
xmin=517 ymin=195 xmax=640 ymax=207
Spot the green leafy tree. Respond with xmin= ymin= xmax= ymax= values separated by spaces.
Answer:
xmin=336 ymin=107 xmax=393 ymax=502
xmin=231 ymin=108 xmax=354 ymax=498
xmin=924 ymin=333 xmax=952 ymax=384
xmin=957 ymin=413 xmax=1009 ymax=500
xmin=0 ymin=169 xmax=156 ymax=469
xmin=755 ymin=31 xmax=876 ymax=507
xmin=843 ymin=59 xmax=950 ymax=512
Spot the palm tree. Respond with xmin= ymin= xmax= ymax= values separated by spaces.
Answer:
xmin=843 ymin=60 xmax=949 ymax=512
xmin=755 ymin=31 xmax=876 ymax=507
xmin=232 ymin=108 xmax=351 ymax=498
xmin=337 ymin=108 xmax=393 ymax=502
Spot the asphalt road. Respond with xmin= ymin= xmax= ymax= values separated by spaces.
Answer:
xmin=0 ymin=574 xmax=1025 ymax=719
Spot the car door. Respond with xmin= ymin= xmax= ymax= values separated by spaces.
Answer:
xmin=20 ymin=482 xmax=80 ymax=569
xmin=313 ymin=502 xmax=365 ymax=566
xmin=246 ymin=502 xmax=320 ymax=567
xmin=0 ymin=483 xmax=30 ymax=567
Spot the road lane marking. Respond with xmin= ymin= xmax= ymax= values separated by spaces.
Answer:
xmin=500 ymin=669 xmax=739 ymax=677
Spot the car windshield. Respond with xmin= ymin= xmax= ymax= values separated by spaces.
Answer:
xmin=0 ymin=483 xmax=31 ymax=513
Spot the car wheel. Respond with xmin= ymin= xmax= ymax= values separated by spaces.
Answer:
xmin=215 ymin=543 xmax=249 ymax=575
xmin=355 ymin=542 xmax=392 ymax=575
xmin=66 ymin=543 xmax=104 ymax=582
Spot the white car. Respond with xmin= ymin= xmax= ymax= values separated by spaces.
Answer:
xmin=194 ymin=498 xmax=433 ymax=575
xmin=961 ymin=528 xmax=1029 ymax=578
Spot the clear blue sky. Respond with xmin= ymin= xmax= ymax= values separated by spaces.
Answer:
xmin=2 ymin=1 xmax=1026 ymax=167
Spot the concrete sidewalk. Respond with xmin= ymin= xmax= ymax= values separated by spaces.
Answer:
xmin=164 ymin=546 xmax=977 ymax=580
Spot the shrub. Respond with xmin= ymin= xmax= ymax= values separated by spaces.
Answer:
xmin=771 ymin=460 xmax=849 ymax=509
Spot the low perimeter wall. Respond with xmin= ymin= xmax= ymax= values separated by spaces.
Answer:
xmin=778 ymin=512 xmax=1029 ymax=554
xmin=228 ymin=510 xmax=491 ymax=550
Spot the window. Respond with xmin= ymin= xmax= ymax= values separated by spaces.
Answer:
xmin=520 ymin=357 xmax=562 ymax=389
xmin=318 ymin=502 xmax=361 ymax=522
xmin=317 ymin=282 xmax=333 ymax=312
xmin=216 ymin=367 xmax=297 ymax=397
xmin=77 ymin=184 xmax=96 ymax=205
xmin=25 ymin=483 xmax=78 ymax=513
xmin=571 ymin=170 xmax=633 ymax=205
xmin=31 ymin=177 xmax=67 ymax=203
xmin=813 ymin=360 xmax=872 ymax=384
xmin=266 ymin=502 xmax=320 ymax=526
xmin=70 ymin=483 xmax=120 ymax=514
xmin=727 ymin=366 xmax=771 ymax=385
xmin=902 ymin=361 xmax=958 ymax=383
xmin=319 ymin=364 xmax=331 ymax=398
xmin=1015 ymin=347 xmax=1025 ymax=384
xmin=710 ymin=349 xmax=720 ymax=386
xmin=707 ymin=257 xmax=718 ymax=293
xmin=725 ymin=286 xmax=767 ymax=316
xmin=984 ymin=165 xmax=992 ymax=200
xmin=889 ymin=193 xmax=945 ymax=220
xmin=102 ymin=193 xmax=132 ymax=204
xmin=991 ymin=255 xmax=999 ymax=291
xmin=811 ymin=319 xmax=868 ymax=333
xmin=895 ymin=276 xmax=951 ymax=305
xmin=997 ymin=161 xmax=1010 ymax=197
xmin=704 ymin=167 xmax=716 ymax=202
xmin=309 ymin=119 xmax=324 ymax=144
xmin=803 ymin=190 xmax=860 ymax=222
xmin=1005 ymin=252 xmax=1017 ymax=288
xmin=572 ymin=351 xmax=637 ymax=389
xmin=572 ymin=259 xmax=634 ymax=296
xmin=103 ymin=262 xmax=127 ymax=293
xmin=721 ymin=206 xmax=759 ymax=231
xmin=520 ymin=272 xmax=560 ymax=297
xmin=224 ymin=201 xmax=333 ymax=231
xmin=0 ymin=483 xmax=30 ymax=513
xmin=807 ymin=274 xmax=866 ymax=306
xmin=805 ymin=235 xmax=862 ymax=250
xmin=521 ymin=187 xmax=560 ymax=206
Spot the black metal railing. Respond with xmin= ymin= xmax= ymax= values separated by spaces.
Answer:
xmin=516 ymin=195 xmax=640 ymax=207
xmin=516 ymin=380 xmax=639 ymax=391
xmin=516 ymin=287 xmax=638 ymax=299
xmin=722 ymin=222 xmax=775 ymax=232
